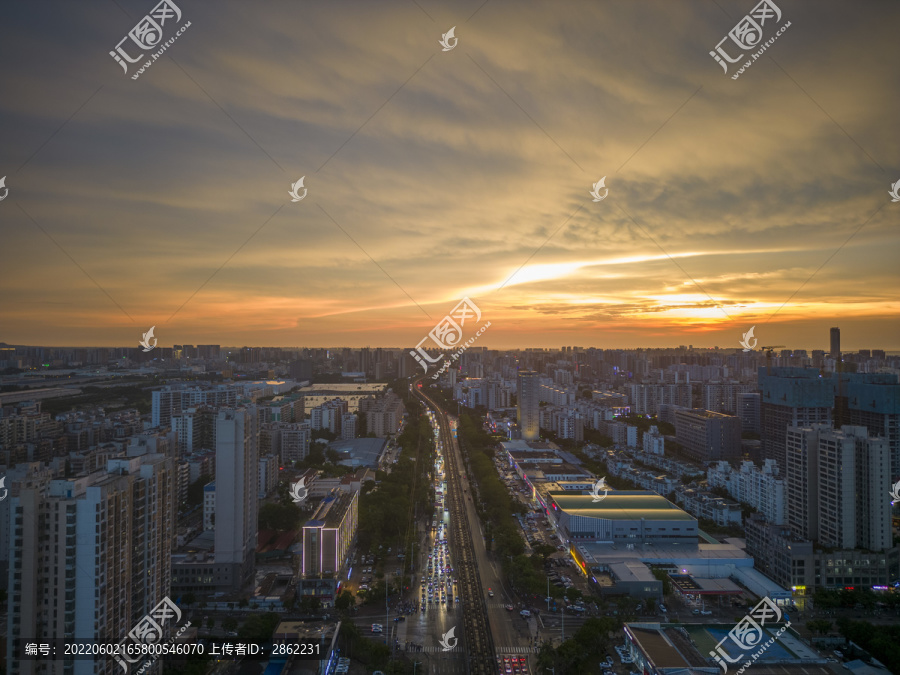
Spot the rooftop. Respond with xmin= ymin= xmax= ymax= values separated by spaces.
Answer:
xmin=549 ymin=491 xmax=695 ymax=521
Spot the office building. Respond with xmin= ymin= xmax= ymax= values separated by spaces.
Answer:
xmin=300 ymin=490 xmax=359 ymax=607
xmin=830 ymin=327 xmax=841 ymax=360
xmin=517 ymin=370 xmax=540 ymax=441
xmin=674 ymin=408 xmax=741 ymax=463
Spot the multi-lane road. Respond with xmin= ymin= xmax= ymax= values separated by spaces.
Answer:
xmin=414 ymin=384 xmax=539 ymax=675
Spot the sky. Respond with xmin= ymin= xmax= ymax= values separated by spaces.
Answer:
xmin=0 ymin=0 xmax=898 ymax=351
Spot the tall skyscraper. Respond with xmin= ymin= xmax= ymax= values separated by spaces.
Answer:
xmin=517 ymin=370 xmax=540 ymax=441
xmin=214 ymin=407 xmax=259 ymax=591
xmin=830 ymin=327 xmax=841 ymax=360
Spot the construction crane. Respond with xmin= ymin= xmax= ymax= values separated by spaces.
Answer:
xmin=760 ymin=345 xmax=786 ymax=376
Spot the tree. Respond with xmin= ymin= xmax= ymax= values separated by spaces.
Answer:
xmin=335 ymin=591 xmax=355 ymax=612
xmin=565 ymin=587 xmax=583 ymax=602
xmin=206 ymin=617 xmax=215 ymax=630
xmin=183 ymin=593 xmax=196 ymax=608
xmin=300 ymin=595 xmax=322 ymax=613
xmin=238 ymin=598 xmax=249 ymax=609
xmin=222 ymin=617 xmax=238 ymax=631
xmin=258 ymin=501 xmax=302 ymax=531
xmin=808 ymin=619 xmax=832 ymax=635
xmin=650 ymin=568 xmax=673 ymax=595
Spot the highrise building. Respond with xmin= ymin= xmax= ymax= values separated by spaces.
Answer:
xmin=8 ymin=454 xmax=174 ymax=675
xmin=151 ymin=385 xmax=237 ymax=428
xmin=341 ymin=413 xmax=357 ymax=441
xmin=837 ymin=372 xmax=900 ymax=481
xmin=830 ymin=327 xmax=841 ymax=360
xmin=517 ymin=370 xmax=540 ymax=441
xmin=213 ymin=407 xmax=259 ymax=591
xmin=759 ymin=367 xmax=834 ymax=470
xmin=737 ymin=392 xmax=761 ymax=434
xmin=786 ymin=424 xmax=891 ymax=551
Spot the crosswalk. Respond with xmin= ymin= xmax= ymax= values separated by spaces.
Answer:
xmin=412 ymin=645 xmax=536 ymax=654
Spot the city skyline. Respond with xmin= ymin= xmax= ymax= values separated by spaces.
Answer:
xmin=2 ymin=1 xmax=899 ymax=349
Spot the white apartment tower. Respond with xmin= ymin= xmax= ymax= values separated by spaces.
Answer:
xmin=786 ymin=424 xmax=891 ymax=551
xmin=214 ymin=408 xmax=259 ymax=590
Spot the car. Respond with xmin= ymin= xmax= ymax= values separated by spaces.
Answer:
xmin=692 ymin=609 xmax=701 ymax=615
xmin=520 ymin=609 xmax=531 ymax=617
xmin=834 ymin=650 xmax=844 ymax=659
xmin=658 ymin=604 xmax=667 ymax=613
xmin=488 ymin=588 xmax=494 ymax=597
xmin=394 ymin=616 xmax=406 ymax=622
xmin=505 ymin=604 xmax=515 ymax=611
xmin=700 ymin=610 xmax=713 ymax=616
xmin=371 ymin=624 xmax=383 ymax=633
